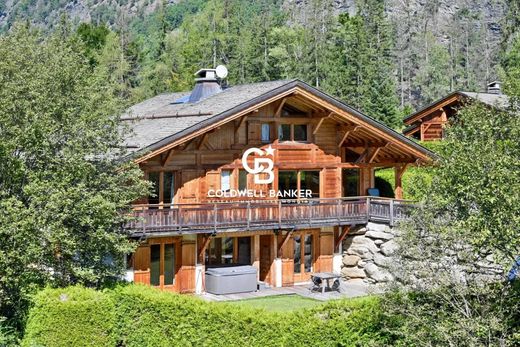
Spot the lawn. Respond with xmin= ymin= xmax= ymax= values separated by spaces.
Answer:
xmin=225 ymin=294 xmax=324 ymax=312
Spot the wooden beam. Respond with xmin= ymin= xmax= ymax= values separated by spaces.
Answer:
xmin=161 ymin=149 xmax=174 ymax=167
xmin=394 ymin=164 xmax=408 ymax=199
xmin=355 ymin=145 xmax=370 ymax=163
xmin=275 ymin=98 xmax=286 ymax=117
xmin=338 ymin=125 xmax=360 ymax=148
xmin=367 ymin=147 xmax=381 ymax=163
xmin=277 ymin=230 xmax=293 ymax=257
xmin=197 ymin=133 xmax=209 ymax=150
xmin=312 ymin=112 xmax=334 ymax=135
xmin=198 ymin=234 xmax=213 ymax=263
xmin=335 ymin=226 xmax=351 ymax=252
xmin=236 ymin=115 xmax=248 ymax=132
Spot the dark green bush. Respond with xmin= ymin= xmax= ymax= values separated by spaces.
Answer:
xmin=22 ymin=285 xmax=392 ymax=347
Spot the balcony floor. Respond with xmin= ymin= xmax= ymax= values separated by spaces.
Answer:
xmin=198 ymin=279 xmax=376 ymax=302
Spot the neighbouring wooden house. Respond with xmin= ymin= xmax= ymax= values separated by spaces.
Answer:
xmin=123 ymin=68 xmax=433 ymax=293
xmin=403 ymin=81 xmax=509 ymax=141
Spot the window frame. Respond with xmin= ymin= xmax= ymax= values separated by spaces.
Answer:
xmin=146 ymin=171 xmax=178 ymax=208
xmin=277 ymin=123 xmax=309 ymax=142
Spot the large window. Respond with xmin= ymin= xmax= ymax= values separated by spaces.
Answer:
xmin=342 ymin=169 xmax=360 ymax=197
xmin=278 ymin=170 xmax=320 ymax=199
xmin=278 ymin=124 xmax=308 ymax=142
xmin=300 ymin=171 xmax=320 ymax=199
xmin=206 ymin=237 xmax=252 ymax=266
xmin=148 ymin=171 xmax=176 ymax=207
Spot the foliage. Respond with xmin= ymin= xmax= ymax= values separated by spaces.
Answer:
xmin=0 ymin=25 xmax=148 ymax=330
xmin=381 ymin=98 xmax=520 ymax=345
xmin=22 ymin=286 xmax=117 ymax=347
xmin=23 ymin=285 xmax=394 ymax=347
xmin=383 ymin=283 xmax=520 ymax=346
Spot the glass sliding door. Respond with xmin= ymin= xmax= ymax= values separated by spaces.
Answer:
xmin=147 ymin=171 xmax=177 ymax=207
xmin=150 ymin=244 xmax=161 ymax=286
xmin=163 ymin=243 xmax=175 ymax=285
xmin=293 ymin=235 xmax=301 ymax=274
xmin=278 ymin=171 xmax=298 ymax=200
xmin=300 ymin=171 xmax=320 ymax=199
xmin=293 ymin=231 xmax=314 ymax=282
xmin=342 ymin=169 xmax=360 ymax=197
xmin=163 ymin=172 xmax=175 ymax=206
xmin=149 ymin=242 xmax=177 ymax=288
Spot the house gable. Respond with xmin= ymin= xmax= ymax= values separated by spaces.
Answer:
xmin=129 ymin=80 xmax=434 ymax=165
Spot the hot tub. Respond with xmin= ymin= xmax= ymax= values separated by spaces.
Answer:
xmin=205 ymin=265 xmax=257 ymax=295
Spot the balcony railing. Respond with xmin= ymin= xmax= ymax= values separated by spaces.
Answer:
xmin=127 ymin=196 xmax=415 ymax=236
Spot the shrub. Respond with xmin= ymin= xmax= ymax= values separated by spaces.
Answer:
xmin=23 ymin=285 xmax=393 ymax=347
xmin=22 ymin=286 xmax=117 ymax=347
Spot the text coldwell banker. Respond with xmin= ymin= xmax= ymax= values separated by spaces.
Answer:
xmin=207 ymin=189 xmax=313 ymax=198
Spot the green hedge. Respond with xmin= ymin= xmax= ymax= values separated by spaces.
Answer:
xmin=23 ymin=285 xmax=393 ymax=347
xmin=22 ymin=286 xmax=117 ymax=347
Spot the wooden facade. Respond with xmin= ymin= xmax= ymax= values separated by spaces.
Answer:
xmin=126 ymin=81 xmax=432 ymax=293
xmin=403 ymin=93 xmax=460 ymax=141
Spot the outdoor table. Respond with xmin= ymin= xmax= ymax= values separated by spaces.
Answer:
xmin=310 ymin=272 xmax=341 ymax=293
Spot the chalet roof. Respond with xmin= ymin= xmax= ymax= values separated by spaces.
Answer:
xmin=123 ymin=79 xmax=434 ymax=162
xmin=122 ymin=80 xmax=291 ymax=153
xmin=459 ymin=91 xmax=509 ymax=108
xmin=403 ymin=91 xmax=509 ymax=125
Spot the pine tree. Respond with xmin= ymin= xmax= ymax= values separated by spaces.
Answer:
xmin=321 ymin=0 xmax=401 ymax=128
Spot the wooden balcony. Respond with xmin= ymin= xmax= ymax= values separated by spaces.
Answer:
xmin=127 ymin=197 xmax=415 ymax=237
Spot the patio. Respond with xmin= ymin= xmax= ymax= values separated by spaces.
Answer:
xmin=199 ymin=280 xmax=372 ymax=302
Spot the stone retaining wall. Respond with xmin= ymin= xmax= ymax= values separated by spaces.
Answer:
xmin=340 ymin=222 xmax=503 ymax=285
xmin=340 ymin=222 xmax=398 ymax=284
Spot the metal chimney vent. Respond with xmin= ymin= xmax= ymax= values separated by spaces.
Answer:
xmin=487 ymin=81 xmax=501 ymax=95
xmin=188 ymin=68 xmax=223 ymax=103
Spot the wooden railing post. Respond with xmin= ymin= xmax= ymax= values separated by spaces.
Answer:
xmin=389 ymin=199 xmax=394 ymax=226
xmin=366 ymin=197 xmax=371 ymax=222
xmin=308 ymin=201 xmax=312 ymax=226
xmin=178 ymin=205 xmax=182 ymax=232
xmin=213 ymin=203 xmax=218 ymax=233
xmin=142 ymin=206 xmax=146 ymax=234
xmin=247 ymin=201 xmax=251 ymax=230
xmin=278 ymin=200 xmax=282 ymax=229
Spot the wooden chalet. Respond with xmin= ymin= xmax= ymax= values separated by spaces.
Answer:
xmin=123 ymin=68 xmax=433 ymax=293
xmin=403 ymin=82 xmax=509 ymax=141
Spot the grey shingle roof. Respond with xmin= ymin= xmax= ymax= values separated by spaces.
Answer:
xmin=403 ymin=91 xmax=510 ymax=125
xmin=122 ymin=80 xmax=292 ymax=154
xmin=459 ymin=91 xmax=509 ymax=108
xmin=122 ymin=79 xmax=434 ymax=161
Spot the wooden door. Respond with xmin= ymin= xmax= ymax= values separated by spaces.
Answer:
xmin=293 ymin=231 xmax=315 ymax=283
xmin=149 ymin=238 xmax=181 ymax=291
xmin=259 ymin=235 xmax=272 ymax=282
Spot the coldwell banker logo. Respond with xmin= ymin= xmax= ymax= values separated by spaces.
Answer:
xmin=207 ymin=145 xmax=312 ymax=199
xmin=241 ymin=145 xmax=275 ymax=184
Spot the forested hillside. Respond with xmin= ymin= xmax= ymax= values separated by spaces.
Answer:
xmin=0 ymin=0 xmax=515 ymax=128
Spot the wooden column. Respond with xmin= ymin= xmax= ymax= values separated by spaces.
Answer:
xmin=394 ymin=165 xmax=407 ymax=200
xmin=252 ymin=235 xmax=260 ymax=281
